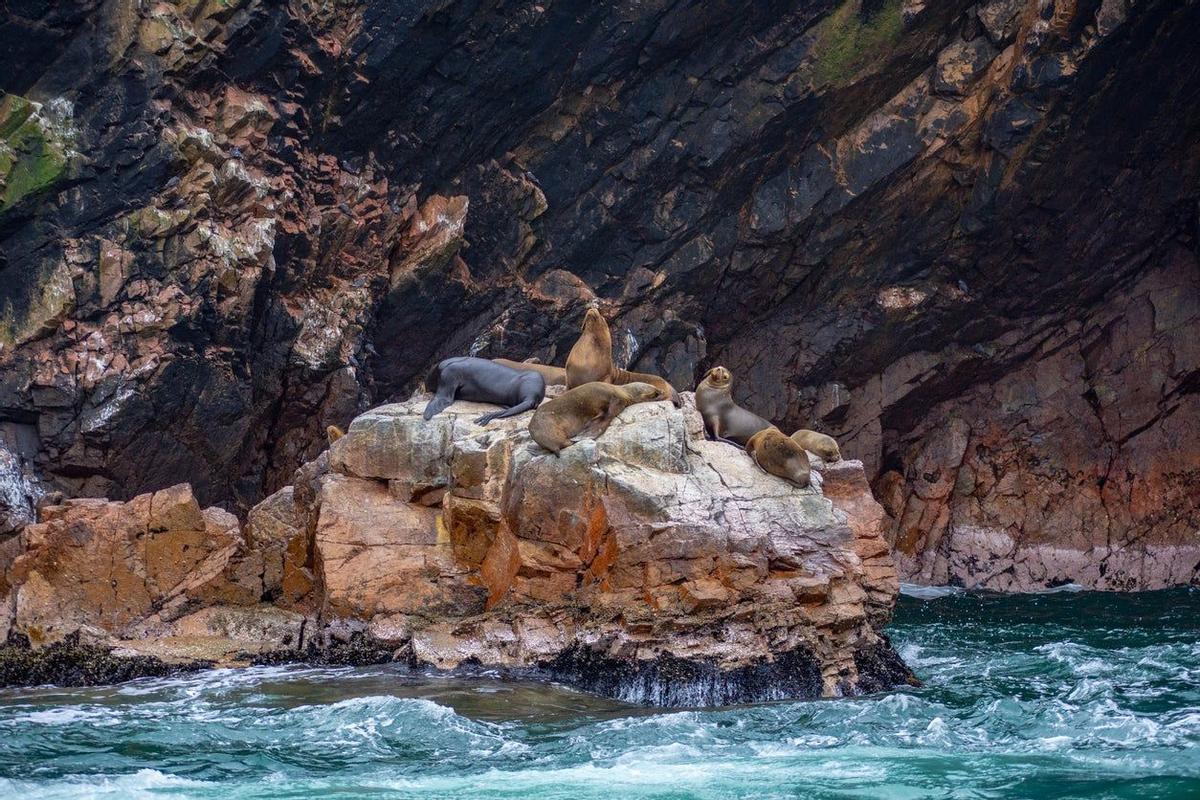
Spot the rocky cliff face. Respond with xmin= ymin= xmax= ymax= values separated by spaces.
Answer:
xmin=1 ymin=0 xmax=1197 ymax=590
xmin=0 ymin=393 xmax=910 ymax=704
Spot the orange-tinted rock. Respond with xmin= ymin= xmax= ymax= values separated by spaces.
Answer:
xmin=284 ymin=393 xmax=909 ymax=703
xmin=4 ymin=484 xmax=266 ymax=647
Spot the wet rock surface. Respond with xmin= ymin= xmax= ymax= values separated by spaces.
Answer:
xmin=0 ymin=0 xmax=1197 ymax=593
xmin=0 ymin=395 xmax=909 ymax=703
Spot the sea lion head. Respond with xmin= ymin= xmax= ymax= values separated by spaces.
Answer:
xmin=582 ymin=307 xmax=605 ymax=332
xmin=621 ymin=382 xmax=662 ymax=403
xmin=703 ymin=366 xmax=732 ymax=388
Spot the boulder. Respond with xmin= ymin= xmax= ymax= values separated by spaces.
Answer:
xmin=1 ymin=483 xmax=291 ymax=656
xmin=0 ymin=395 xmax=910 ymax=703
xmin=297 ymin=392 xmax=910 ymax=703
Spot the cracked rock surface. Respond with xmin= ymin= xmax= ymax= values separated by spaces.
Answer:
xmin=0 ymin=0 xmax=1197 ymax=590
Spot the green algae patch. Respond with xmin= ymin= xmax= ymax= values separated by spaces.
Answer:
xmin=0 ymin=259 xmax=76 ymax=348
xmin=0 ymin=94 xmax=74 ymax=215
xmin=811 ymin=0 xmax=905 ymax=88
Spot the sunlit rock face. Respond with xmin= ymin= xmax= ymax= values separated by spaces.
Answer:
xmin=302 ymin=393 xmax=909 ymax=704
xmin=0 ymin=1 xmax=1197 ymax=589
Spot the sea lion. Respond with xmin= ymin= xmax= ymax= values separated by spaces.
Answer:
xmin=326 ymin=425 xmax=345 ymax=444
xmin=745 ymin=427 xmax=811 ymax=488
xmin=492 ymin=358 xmax=567 ymax=386
xmin=423 ymin=356 xmax=546 ymax=425
xmin=529 ymin=381 xmax=661 ymax=454
xmin=790 ymin=429 xmax=841 ymax=462
xmin=695 ymin=366 xmax=772 ymax=447
xmin=565 ymin=307 xmax=680 ymax=405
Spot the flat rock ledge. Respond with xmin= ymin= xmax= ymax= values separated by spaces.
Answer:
xmin=0 ymin=393 xmax=911 ymax=704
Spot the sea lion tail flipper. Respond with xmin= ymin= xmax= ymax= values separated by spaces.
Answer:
xmin=475 ymin=397 xmax=538 ymax=426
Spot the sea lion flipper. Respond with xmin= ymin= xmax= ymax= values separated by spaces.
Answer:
xmin=475 ymin=397 xmax=539 ymax=426
xmin=575 ymin=404 xmax=618 ymax=440
xmin=423 ymin=389 xmax=455 ymax=420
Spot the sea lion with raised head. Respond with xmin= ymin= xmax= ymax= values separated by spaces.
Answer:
xmin=529 ymin=381 xmax=661 ymax=454
xmin=790 ymin=429 xmax=841 ymax=462
xmin=492 ymin=358 xmax=567 ymax=386
xmin=423 ymin=356 xmax=546 ymax=425
xmin=745 ymin=427 xmax=811 ymax=488
xmin=695 ymin=366 xmax=772 ymax=447
xmin=565 ymin=307 xmax=680 ymax=406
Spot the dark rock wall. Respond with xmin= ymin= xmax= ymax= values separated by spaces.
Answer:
xmin=0 ymin=0 xmax=1196 ymax=588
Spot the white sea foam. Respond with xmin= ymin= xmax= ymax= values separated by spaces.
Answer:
xmin=899 ymin=583 xmax=964 ymax=599
xmin=0 ymin=769 xmax=212 ymax=799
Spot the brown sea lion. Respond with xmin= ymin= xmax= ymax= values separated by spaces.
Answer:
xmin=695 ymin=366 xmax=772 ymax=447
xmin=492 ymin=358 xmax=567 ymax=386
xmin=529 ymin=381 xmax=661 ymax=454
xmin=745 ymin=427 xmax=811 ymax=488
xmin=790 ymin=429 xmax=841 ymax=462
xmin=326 ymin=425 xmax=345 ymax=444
xmin=565 ymin=308 xmax=680 ymax=405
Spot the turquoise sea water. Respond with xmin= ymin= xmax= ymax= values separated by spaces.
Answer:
xmin=1 ymin=587 xmax=1197 ymax=799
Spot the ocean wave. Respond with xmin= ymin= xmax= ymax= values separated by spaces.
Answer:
xmin=1 ymin=590 xmax=1198 ymax=798
xmin=0 ymin=768 xmax=213 ymax=799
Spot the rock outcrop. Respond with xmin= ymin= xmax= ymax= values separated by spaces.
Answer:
xmin=0 ymin=483 xmax=307 ymax=667
xmin=0 ymin=0 xmax=1196 ymax=592
xmin=0 ymin=394 xmax=910 ymax=703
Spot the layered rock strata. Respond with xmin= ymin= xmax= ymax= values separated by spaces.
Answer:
xmin=0 ymin=394 xmax=910 ymax=704
xmin=0 ymin=1 xmax=1196 ymax=591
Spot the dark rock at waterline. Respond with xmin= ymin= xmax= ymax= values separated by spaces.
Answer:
xmin=546 ymin=645 xmax=828 ymax=707
xmin=852 ymin=634 xmax=922 ymax=693
xmin=0 ymin=634 xmax=199 ymax=689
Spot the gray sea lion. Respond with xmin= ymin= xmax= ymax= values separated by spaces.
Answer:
xmin=790 ymin=429 xmax=841 ymax=462
xmin=492 ymin=358 xmax=567 ymax=386
xmin=745 ymin=427 xmax=811 ymax=488
xmin=424 ymin=356 xmax=546 ymax=425
xmin=565 ymin=308 xmax=680 ymax=406
xmin=529 ymin=381 xmax=661 ymax=454
xmin=695 ymin=366 xmax=772 ymax=447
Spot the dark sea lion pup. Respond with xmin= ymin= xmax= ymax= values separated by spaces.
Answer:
xmin=790 ymin=429 xmax=841 ymax=462
xmin=566 ymin=308 xmax=680 ymax=406
xmin=695 ymin=366 xmax=772 ymax=447
xmin=492 ymin=358 xmax=567 ymax=386
xmin=529 ymin=381 xmax=660 ymax=454
xmin=424 ymin=356 xmax=546 ymax=425
xmin=746 ymin=427 xmax=811 ymax=488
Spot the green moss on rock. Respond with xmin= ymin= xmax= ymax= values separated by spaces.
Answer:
xmin=0 ymin=94 xmax=73 ymax=214
xmin=811 ymin=0 xmax=905 ymax=88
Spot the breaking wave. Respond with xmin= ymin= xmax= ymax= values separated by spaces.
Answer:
xmin=0 ymin=589 xmax=1197 ymax=798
